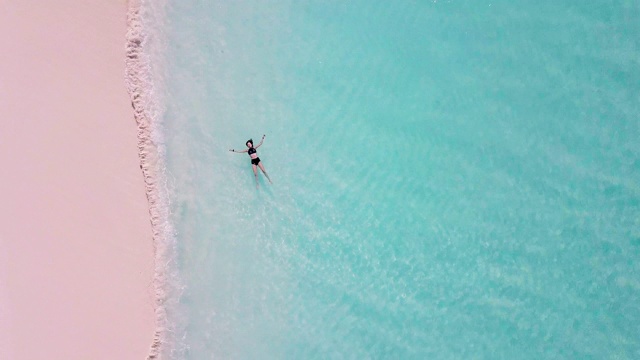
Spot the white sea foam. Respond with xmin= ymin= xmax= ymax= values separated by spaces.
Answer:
xmin=125 ymin=1 xmax=185 ymax=358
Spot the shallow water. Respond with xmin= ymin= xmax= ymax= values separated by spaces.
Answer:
xmin=152 ymin=1 xmax=639 ymax=358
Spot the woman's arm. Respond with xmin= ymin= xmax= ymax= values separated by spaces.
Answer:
xmin=229 ymin=148 xmax=248 ymax=153
xmin=255 ymin=134 xmax=266 ymax=149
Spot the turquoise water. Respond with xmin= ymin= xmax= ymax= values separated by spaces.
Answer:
xmin=155 ymin=1 xmax=639 ymax=358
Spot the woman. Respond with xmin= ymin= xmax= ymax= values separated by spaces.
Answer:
xmin=229 ymin=134 xmax=272 ymax=187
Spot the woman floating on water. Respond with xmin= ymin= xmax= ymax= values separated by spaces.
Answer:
xmin=229 ymin=134 xmax=272 ymax=187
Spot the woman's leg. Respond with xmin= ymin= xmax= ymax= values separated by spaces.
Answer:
xmin=258 ymin=162 xmax=272 ymax=183
xmin=252 ymin=164 xmax=259 ymax=187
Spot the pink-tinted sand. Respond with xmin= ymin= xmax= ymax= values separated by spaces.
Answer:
xmin=0 ymin=0 xmax=155 ymax=358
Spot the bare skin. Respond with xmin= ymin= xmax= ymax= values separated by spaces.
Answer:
xmin=229 ymin=134 xmax=272 ymax=187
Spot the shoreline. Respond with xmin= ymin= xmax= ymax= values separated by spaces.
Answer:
xmin=0 ymin=1 xmax=161 ymax=358
xmin=126 ymin=0 xmax=177 ymax=358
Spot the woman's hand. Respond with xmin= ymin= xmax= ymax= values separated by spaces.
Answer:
xmin=229 ymin=149 xmax=234 ymax=152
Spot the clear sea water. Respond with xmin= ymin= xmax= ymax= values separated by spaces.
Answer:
xmin=151 ymin=1 xmax=640 ymax=358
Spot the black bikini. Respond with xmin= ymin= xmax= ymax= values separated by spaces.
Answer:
xmin=248 ymin=147 xmax=260 ymax=165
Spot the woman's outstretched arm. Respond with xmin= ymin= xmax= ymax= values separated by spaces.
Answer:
xmin=229 ymin=148 xmax=248 ymax=153
xmin=255 ymin=134 xmax=266 ymax=148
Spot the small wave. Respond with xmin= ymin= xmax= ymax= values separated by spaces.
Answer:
xmin=125 ymin=1 xmax=183 ymax=359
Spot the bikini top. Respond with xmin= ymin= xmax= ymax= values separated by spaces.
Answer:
xmin=248 ymin=147 xmax=257 ymax=155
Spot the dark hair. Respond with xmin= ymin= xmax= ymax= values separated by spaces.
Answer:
xmin=246 ymin=139 xmax=253 ymax=147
